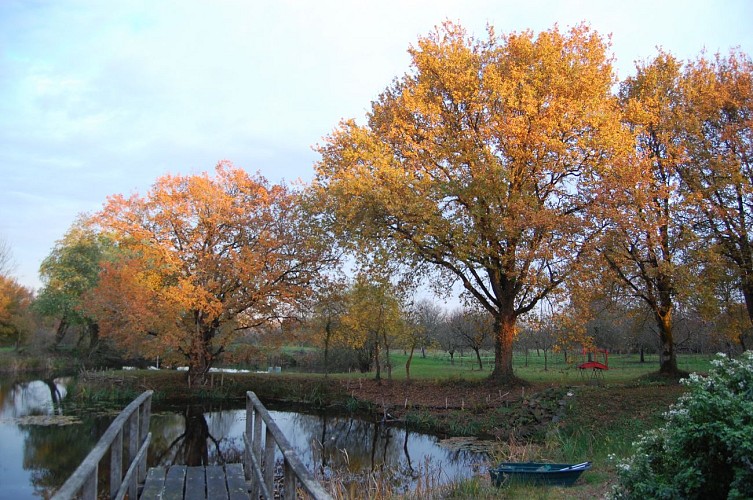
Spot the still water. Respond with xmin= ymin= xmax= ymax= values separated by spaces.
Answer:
xmin=0 ymin=375 xmax=489 ymax=499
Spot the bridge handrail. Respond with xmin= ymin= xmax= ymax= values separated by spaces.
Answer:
xmin=53 ymin=390 xmax=153 ymax=500
xmin=245 ymin=391 xmax=333 ymax=500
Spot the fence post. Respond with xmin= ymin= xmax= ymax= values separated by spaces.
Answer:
xmin=82 ymin=466 xmax=97 ymax=500
xmin=128 ymin=412 xmax=139 ymax=500
xmin=138 ymin=399 xmax=151 ymax=482
xmin=110 ymin=429 xmax=123 ymax=499
xmin=284 ymin=459 xmax=296 ymax=500
xmin=245 ymin=395 xmax=252 ymax=480
xmin=264 ymin=425 xmax=275 ymax=495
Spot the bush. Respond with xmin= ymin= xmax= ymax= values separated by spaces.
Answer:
xmin=611 ymin=351 xmax=753 ymax=499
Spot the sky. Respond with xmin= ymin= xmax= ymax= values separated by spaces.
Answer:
xmin=1 ymin=0 xmax=752 ymax=292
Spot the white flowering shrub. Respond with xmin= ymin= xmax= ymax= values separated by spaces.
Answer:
xmin=611 ymin=351 xmax=753 ymax=499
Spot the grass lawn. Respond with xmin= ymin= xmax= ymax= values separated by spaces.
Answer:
xmin=317 ymin=349 xmax=713 ymax=384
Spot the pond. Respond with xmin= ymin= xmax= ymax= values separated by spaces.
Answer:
xmin=0 ymin=374 xmax=491 ymax=498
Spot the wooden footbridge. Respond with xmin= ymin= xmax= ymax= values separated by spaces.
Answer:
xmin=52 ymin=391 xmax=332 ymax=500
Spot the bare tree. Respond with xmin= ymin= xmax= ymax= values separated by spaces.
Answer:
xmin=448 ymin=308 xmax=493 ymax=370
xmin=0 ymin=237 xmax=14 ymax=277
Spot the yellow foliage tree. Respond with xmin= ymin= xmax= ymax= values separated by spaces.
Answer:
xmin=600 ymin=51 xmax=697 ymax=374
xmin=679 ymin=49 xmax=753 ymax=346
xmin=315 ymin=22 xmax=625 ymax=383
xmin=341 ymin=276 xmax=405 ymax=382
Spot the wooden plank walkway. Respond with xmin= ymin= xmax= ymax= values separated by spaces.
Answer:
xmin=140 ymin=464 xmax=250 ymax=500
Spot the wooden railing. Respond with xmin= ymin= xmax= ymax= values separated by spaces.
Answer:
xmin=53 ymin=390 xmax=153 ymax=500
xmin=245 ymin=391 xmax=333 ymax=500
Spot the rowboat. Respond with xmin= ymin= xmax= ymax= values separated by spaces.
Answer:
xmin=489 ymin=461 xmax=591 ymax=487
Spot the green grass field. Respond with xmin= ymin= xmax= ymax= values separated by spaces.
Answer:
xmin=316 ymin=349 xmax=713 ymax=384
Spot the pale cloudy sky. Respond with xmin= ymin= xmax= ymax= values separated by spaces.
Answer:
xmin=1 ymin=0 xmax=752 ymax=291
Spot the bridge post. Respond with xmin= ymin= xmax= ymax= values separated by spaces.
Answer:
xmin=52 ymin=390 xmax=153 ymax=500
xmin=264 ymin=425 xmax=275 ymax=494
xmin=283 ymin=459 xmax=296 ymax=500
xmin=110 ymin=429 xmax=123 ymax=497
xmin=245 ymin=391 xmax=333 ymax=500
xmin=244 ymin=395 xmax=253 ymax=483
xmin=138 ymin=397 xmax=151 ymax=482
xmin=127 ymin=411 xmax=139 ymax=499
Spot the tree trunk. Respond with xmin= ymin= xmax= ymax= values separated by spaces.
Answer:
xmin=473 ymin=347 xmax=483 ymax=370
xmin=405 ymin=346 xmax=415 ymax=381
xmin=54 ymin=318 xmax=69 ymax=347
xmin=490 ymin=312 xmax=517 ymax=383
xmin=87 ymin=322 xmax=100 ymax=353
xmin=323 ymin=320 xmax=332 ymax=378
xmin=383 ymin=334 xmax=392 ymax=381
xmin=740 ymin=279 xmax=753 ymax=351
xmin=374 ymin=339 xmax=381 ymax=382
xmin=187 ymin=330 xmax=213 ymax=387
xmin=655 ymin=308 xmax=678 ymax=374
xmin=449 ymin=350 xmax=455 ymax=365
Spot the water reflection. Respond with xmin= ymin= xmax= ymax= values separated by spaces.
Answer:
xmin=267 ymin=407 xmax=486 ymax=491
xmin=0 ymin=378 xmax=69 ymax=419
xmin=149 ymin=403 xmax=487 ymax=492
xmin=0 ymin=375 xmax=106 ymax=499
xmin=150 ymin=405 xmax=245 ymax=467
xmin=0 ymin=377 xmax=488 ymax=499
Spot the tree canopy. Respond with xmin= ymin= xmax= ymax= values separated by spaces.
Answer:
xmin=596 ymin=52 xmax=695 ymax=374
xmin=679 ymin=50 xmax=753 ymax=343
xmin=35 ymin=219 xmax=113 ymax=349
xmin=84 ymin=162 xmax=337 ymax=384
xmin=314 ymin=22 xmax=625 ymax=382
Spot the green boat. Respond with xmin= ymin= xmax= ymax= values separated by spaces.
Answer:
xmin=489 ymin=461 xmax=591 ymax=487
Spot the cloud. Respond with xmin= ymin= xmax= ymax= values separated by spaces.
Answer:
xmin=1 ymin=0 xmax=751 ymax=291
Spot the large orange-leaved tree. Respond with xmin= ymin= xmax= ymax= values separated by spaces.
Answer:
xmin=314 ymin=22 xmax=625 ymax=383
xmin=85 ymin=162 xmax=336 ymax=385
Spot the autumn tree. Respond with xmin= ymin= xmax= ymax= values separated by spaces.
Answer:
xmin=305 ymin=282 xmax=348 ymax=377
xmin=0 ymin=275 xmax=34 ymax=350
xmin=85 ymin=163 xmax=336 ymax=385
xmin=597 ymin=51 xmax=703 ymax=374
xmin=678 ymin=49 xmax=753 ymax=344
xmin=35 ymin=218 xmax=113 ymax=349
xmin=0 ymin=240 xmax=33 ymax=350
xmin=341 ymin=276 xmax=405 ymax=382
xmin=434 ymin=316 xmax=460 ymax=365
xmin=315 ymin=22 xmax=624 ymax=383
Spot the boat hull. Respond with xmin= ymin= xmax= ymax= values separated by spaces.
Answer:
xmin=489 ymin=461 xmax=591 ymax=487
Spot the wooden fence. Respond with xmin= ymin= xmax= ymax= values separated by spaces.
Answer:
xmin=52 ymin=390 xmax=153 ymax=500
xmin=245 ymin=391 xmax=332 ymax=500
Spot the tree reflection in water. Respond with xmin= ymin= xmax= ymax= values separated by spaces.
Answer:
xmin=1 ymin=380 xmax=487 ymax=499
xmin=0 ymin=376 xmax=101 ymax=498
xmin=150 ymin=404 xmax=244 ymax=467
xmin=148 ymin=404 xmax=485 ymax=493
xmin=276 ymin=407 xmax=483 ymax=495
